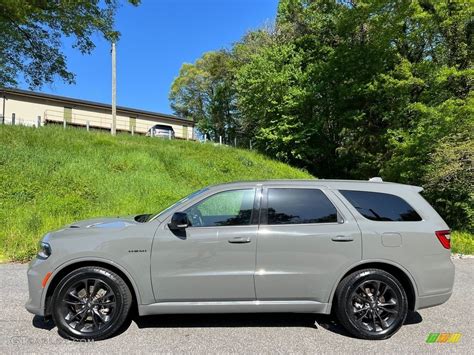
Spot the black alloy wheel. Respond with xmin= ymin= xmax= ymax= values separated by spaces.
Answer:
xmin=61 ymin=278 xmax=116 ymax=333
xmin=51 ymin=266 xmax=132 ymax=341
xmin=350 ymin=280 xmax=400 ymax=332
xmin=335 ymin=269 xmax=408 ymax=340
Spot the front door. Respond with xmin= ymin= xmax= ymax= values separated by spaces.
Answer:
xmin=255 ymin=186 xmax=362 ymax=303
xmin=151 ymin=188 xmax=258 ymax=301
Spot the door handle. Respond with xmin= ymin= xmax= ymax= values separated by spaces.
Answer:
xmin=228 ymin=237 xmax=251 ymax=244
xmin=331 ymin=235 xmax=354 ymax=242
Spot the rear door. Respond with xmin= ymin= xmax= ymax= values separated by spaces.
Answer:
xmin=255 ymin=185 xmax=362 ymax=303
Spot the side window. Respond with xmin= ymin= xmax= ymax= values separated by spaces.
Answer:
xmin=339 ymin=190 xmax=422 ymax=222
xmin=185 ymin=189 xmax=255 ymax=227
xmin=266 ymin=188 xmax=338 ymax=225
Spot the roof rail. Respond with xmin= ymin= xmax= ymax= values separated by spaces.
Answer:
xmin=368 ymin=177 xmax=383 ymax=182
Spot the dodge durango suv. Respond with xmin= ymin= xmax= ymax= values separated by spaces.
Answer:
xmin=26 ymin=179 xmax=455 ymax=341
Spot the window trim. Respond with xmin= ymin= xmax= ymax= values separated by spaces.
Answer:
xmin=182 ymin=188 xmax=258 ymax=228
xmin=251 ymin=185 xmax=263 ymax=225
xmin=261 ymin=187 xmax=344 ymax=226
xmin=338 ymin=189 xmax=423 ymax=222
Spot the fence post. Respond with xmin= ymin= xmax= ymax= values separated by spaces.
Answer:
xmin=219 ymin=136 xmax=222 ymax=145
xmin=234 ymin=137 xmax=237 ymax=147
xmin=37 ymin=116 xmax=41 ymax=128
xmin=63 ymin=119 xmax=66 ymax=129
xmin=11 ymin=113 xmax=15 ymax=125
xmin=168 ymin=130 xmax=172 ymax=140
xmin=86 ymin=121 xmax=90 ymax=132
xmin=131 ymin=126 xmax=134 ymax=136
xmin=204 ymin=135 xmax=207 ymax=143
xmin=250 ymin=140 xmax=252 ymax=150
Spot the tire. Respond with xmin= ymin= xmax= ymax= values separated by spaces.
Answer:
xmin=51 ymin=266 xmax=132 ymax=341
xmin=334 ymin=268 xmax=408 ymax=340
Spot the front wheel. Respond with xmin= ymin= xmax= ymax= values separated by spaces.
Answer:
xmin=51 ymin=266 xmax=132 ymax=341
xmin=335 ymin=268 xmax=408 ymax=340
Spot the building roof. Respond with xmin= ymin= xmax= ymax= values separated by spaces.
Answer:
xmin=0 ymin=87 xmax=193 ymax=126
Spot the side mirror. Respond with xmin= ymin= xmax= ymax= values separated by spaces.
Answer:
xmin=168 ymin=212 xmax=190 ymax=230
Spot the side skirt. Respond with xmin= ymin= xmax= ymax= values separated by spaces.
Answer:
xmin=138 ymin=300 xmax=332 ymax=316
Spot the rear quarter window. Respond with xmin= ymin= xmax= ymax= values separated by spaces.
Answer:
xmin=339 ymin=190 xmax=422 ymax=222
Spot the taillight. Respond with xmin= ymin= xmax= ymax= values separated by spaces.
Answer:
xmin=435 ymin=230 xmax=451 ymax=249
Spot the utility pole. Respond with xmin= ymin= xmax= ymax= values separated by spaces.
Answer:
xmin=111 ymin=42 xmax=117 ymax=135
xmin=1 ymin=91 xmax=5 ymax=125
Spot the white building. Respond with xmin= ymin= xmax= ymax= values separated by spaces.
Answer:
xmin=0 ymin=88 xmax=194 ymax=139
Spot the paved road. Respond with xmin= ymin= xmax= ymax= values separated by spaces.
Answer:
xmin=0 ymin=258 xmax=472 ymax=354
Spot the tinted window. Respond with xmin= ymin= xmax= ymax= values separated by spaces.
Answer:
xmin=266 ymin=188 xmax=337 ymax=225
xmin=340 ymin=190 xmax=422 ymax=222
xmin=185 ymin=189 xmax=255 ymax=227
xmin=153 ymin=124 xmax=173 ymax=131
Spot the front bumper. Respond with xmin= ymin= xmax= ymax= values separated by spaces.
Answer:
xmin=25 ymin=258 xmax=49 ymax=316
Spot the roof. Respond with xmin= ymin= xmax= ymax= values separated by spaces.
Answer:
xmin=0 ymin=87 xmax=193 ymax=126
xmin=205 ymin=179 xmax=423 ymax=192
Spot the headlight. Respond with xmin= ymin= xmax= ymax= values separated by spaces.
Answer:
xmin=37 ymin=242 xmax=51 ymax=259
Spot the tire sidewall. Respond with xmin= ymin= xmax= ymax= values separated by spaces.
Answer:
xmin=52 ymin=267 xmax=128 ymax=340
xmin=338 ymin=270 xmax=408 ymax=340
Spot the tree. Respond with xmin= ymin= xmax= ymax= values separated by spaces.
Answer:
xmin=0 ymin=0 xmax=140 ymax=88
xmin=236 ymin=43 xmax=308 ymax=164
xmin=170 ymin=50 xmax=239 ymax=143
xmin=169 ymin=0 xmax=472 ymax=229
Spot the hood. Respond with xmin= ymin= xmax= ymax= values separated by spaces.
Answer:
xmin=66 ymin=216 xmax=138 ymax=230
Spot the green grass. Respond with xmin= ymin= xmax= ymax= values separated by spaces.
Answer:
xmin=1 ymin=125 xmax=472 ymax=262
xmin=0 ymin=125 xmax=312 ymax=262
xmin=451 ymin=231 xmax=474 ymax=255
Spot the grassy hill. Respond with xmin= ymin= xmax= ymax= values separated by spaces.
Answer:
xmin=0 ymin=125 xmax=312 ymax=261
xmin=1 ymin=125 xmax=471 ymax=261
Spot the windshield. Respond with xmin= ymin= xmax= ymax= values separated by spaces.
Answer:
xmin=143 ymin=188 xmax=209 ymax=222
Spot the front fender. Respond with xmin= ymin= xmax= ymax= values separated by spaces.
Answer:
xmin=42 ymin=255 xmax=149 ymax=315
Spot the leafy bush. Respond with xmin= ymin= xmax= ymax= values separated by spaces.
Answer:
xmin=451 ymin=231 xmax=474 ymax=255
xmin=422 ymin=133 xmax=473 ymax=232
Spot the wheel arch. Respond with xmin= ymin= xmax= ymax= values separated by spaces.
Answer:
xmin=43 ymin=258 xmax=141 ymax=316
xmin=330 ymin=260 xmax=418 ymax=312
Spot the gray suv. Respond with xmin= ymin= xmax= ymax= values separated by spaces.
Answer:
xmin=26 ymin=179 xmax=454 ymax=341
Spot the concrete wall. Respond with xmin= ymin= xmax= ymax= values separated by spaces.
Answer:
xmin=1 ymin=93 xmax=193 ymax=139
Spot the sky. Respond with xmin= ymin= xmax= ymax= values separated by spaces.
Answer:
xmin=19 ymin=0 xmax=279 ymax=115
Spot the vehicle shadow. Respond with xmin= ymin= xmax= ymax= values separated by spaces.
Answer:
xmin=32 ymin=315 xmax=56 ymax=330
xmin=32 ymin=311 xmax=423 ymax=340
xmin=133 ymin=311 xmax=423 ymax=339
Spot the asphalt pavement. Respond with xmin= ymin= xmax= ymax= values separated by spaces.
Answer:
xmin=0 ymin=258 xmax=472 ymax=354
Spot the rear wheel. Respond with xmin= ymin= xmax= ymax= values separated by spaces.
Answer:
xmin=51 ymin=266 xmax=132 ymax=341
xmin=335 ymin=268 xmax=408 ymax=340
